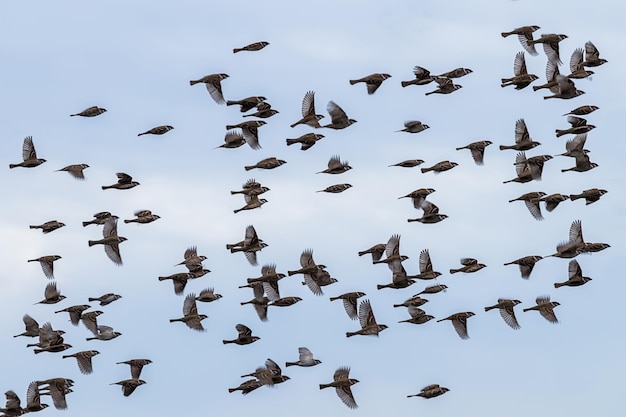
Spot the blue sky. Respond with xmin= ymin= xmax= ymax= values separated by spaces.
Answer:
xmin=1 ymin=0 xmax=625 ymax=415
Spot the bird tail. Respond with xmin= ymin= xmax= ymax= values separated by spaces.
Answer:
xmin=376 ymin=284 xmax=386 ymax=290
xmin=420 ymin=168 xmax=431 ymax=173
xmin=29 ymin=225 xmax=38 ymax=229
xmin=407 ymin=218 xmax=418 ymax=223
xmin=285 ymin=362 xmax=296 ymax=367
xmin=222 ymin=340 xmax=231 ymax=344
xmin=88 ymin=297 xmax=98 ymax=301
xmin=484 ymin=306 xmax=496 ymax=312
xmin=228 ymin=388 xmax=237 ymax=393
xmin=226 ymin=101 xmax=237 ymax=106
xmin=101 ymin=186 xmax=110 ymax=190
xmin=522 ymin=308 xmax=531 ymax=312
xmin=286 ymin=139 xmax=299 ymax=146
xmin=449 ymin=269 xmax=460 ymax=274
xmin=349 ymin=80 xmax=359 ymax=85
xmin=244 ymin=165 xmax=255 ymax=171
xmin=569 ymin=193 xmax=581 ymax=201
xmin=233 ymin=48 xmax=242 ymax=53
xmin=501 ymin=32 xmax=511 ymax=38
xmin=554 ymin=283 xmax=564 ymax=288
xmin=346 ymin=332 xmax=355 ymax=337
xmin=9 ymin=164 xmax=17 ymax=169
xmin=88 ymin=240 xmax=96 ymax=247
xmin=287 ymin=270 xmax=297 ymax=276
xmin=189 ymin=80 xmax=200 ymax=86
xmin=357 ymin=251 xmax=367 ymax=256
xmin=499 ymin=145 xmax=513 ymax=150
xmin=320 ymin=383 xmax=331 ymax=390
xmin=555 ymin=130 xmax=566 ymax=137
xmin=158 ymin=276 xmax=170 ymax=281
xmin=27 ymin=259 xmax=36 ymax=262
xmin=123 ymin=219 xmax=132 ymax=223
xmin=82 ymin=221 xmax=92 ymax=227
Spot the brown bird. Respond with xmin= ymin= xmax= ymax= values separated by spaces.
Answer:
xmin=9 ymin=136 xmax=47 ymax=168
xmin=233 ymin=195 xmax=268 ymax=214
xmin=231 ymin=178 xmax=266 ymax=197
xmin=407 ymin=249 xmax=442 ymax=280
xmin=169 ymin=293 xmax=207 ymax=332
xmin=88 ymin=293 xmax=122 ymax=306
xmin=243 ymin=105 xmax=279 ymax=119
xmin=117 ymin=359 xmax=152 ymax=379
xmin=82 ymin=211 xmax=116 ymax=227
xmin=28 ymin=322 xmax=67 ymax=351
xmin=578 ymin=242 xmax=610 ymax=255
xmin=567 ymin=48 xmax=595 ymax=79
xmin=55 ymin=304 xmax=90 ymax=326
xmin=389 ymin=159 xmax=424 ymax=168
xmin=548 ymin=220 xmax=585 ymax=259
xmin=85 ymin=324 xmax=121 ymax=341
xmin=225 ymin=120 xmax=266 ymax=149
xmin=324 ymin=101 xmax=356 ymax=129
xmin=80 ymin=310 xmax=103 ymax=335
xmin=346 ymin=299 xmax=388 ymax=337
xmin=233 ymin=41 xmax=269 ymax=53
xmin=137 ymin=125 xmax=174 ymax=136
xmin=358 ymin=243 xmax=386 ymax=262
xmin=101 ymin=172 xmax=139 ymax=190
xmin=268 ymin=296 xmax=302 ymax=308
xmin=407 ymin=384 xmax=450 ymax=399
xmin=450 ymin=258 xmax=486 ymax=274
xmin=564 ymin=105 xmax=599 ymax=116
xmin=14 ymin=314 xmax=40 ymax=338
xmin=570 ymin=188 xmax=607 ymax=205
xmin=544 ymin=75 xmax=584 ymax=100
xmin=399 ymin=188 xmax=436 ymax=210
xmin=503 ymin=152 xmax=552 ymax=183
xmin=302 ymin=267 xmax=338 ymax=296
xmin=556 ymin=133 xmax=589 ymax=158
xmin=501 ymin=25 xmax=541 ymax=55
xmin=240 ymin=291 xmax=270 ymax=322
xmin=189 ymin=73 xmax=229 ymax=104
xmin=28 ymin=255 xmax=62 ymax=279
xmin=329 ymin=292 xmax=366 ymax=320
xmin=228 ymin=379 xmax=264 ymax=395
xmin=35 ymin=282 xmax=66 ymax=305
xmin=393 ymin=294 xmax=429 ymax=309
xmin=62 ymin=350 xmax=100 ymax=374
xmin=175 ymin=246 xmax=207 ymax=269
xmin=244 ymin=157 xmax=287 ymax=170
xmin=215 ymin=130 xmax=246 ymax=149
xmin=24 ymin=381 xmax=49 ymax=412
xmin=523 ymin=296 xmax=560 ymax=323
xmin=396 ymin=120 xmax=430 ymax=134
xmin=223 ymin=323 xmax=260 ymax=345
xmin=349 ymin=73 xmax=392 ymax=94
xmin=425 ymin=77 xmax=462 ymax=95
xmin=316 ymin=183 xmax=352 ymax=193
xmin=317 ymin=155 xmax=352 ymax=174
xmin=70 ymin=106 xmax=107 ymax=117
xmin=226 ymin=96 xmax=267 ymax=112
xmin=582 ymin=41 xmax=607 ymax=67
xmin=509 ymin=191 xmax=547 ymax=220
xmin=485 ymin=299 xmax=522 ymax=330
xmin=499 ymin=118 xmax=541 ymax=151
xmin=556 ymin=116 xmax=595 ymax=137
xmin=319 ymin=367 xmax=359 ymax=409
xmin=421 ymin=160 xmax=458 ymax=174
xmin=532 ymin=59 xmax=560 ymax=92
xmin=285 ymin=347 xmax=322 ymax=367
xmin=286 ymin=132 xmax=325 ymax=150
xmin=456 ymin=140 xmax=492 ymax=165
xmin=373 ymin=234 xmax=407 ymax=268
xmin=88 ymin=218 xmax=126 ymax=265
xmin=503 ymin=255 xmax=543 ymax=279
xmin=554 ymin=259 xmax=592 ymax=288
xmin=528 ymin=33 xmax=568 ymax=65
xmin=401 ymin=66 xmax=434 ymax=87
xmin=159 ymin=272 xmax=196 ymax=295
xmin=195 ymin=287 xmax=223 ymax=303
xmin=435 ymin=67 xmax=473 ymax=78
xmin=561 ymin=154 xmax=598 ymax=173
xmin=56 ymin=164 xmax=89 ymax=180
xmin=437 ymin=311 xmax=475 ymax=339
xmin=124 ymin=209 xmax=160 ymax=224
xmin=30 ymin=220 xmax=65 ymax=234
xmin=110 ymin=379 xmax=146 ymax=397
xmin=501 ymin=51 xmax=538 ymax=89
xmin=228 ymin=225 xmax=267 ymax=266
xmin=398 ymin=306 xmax=435 ymax=325
xmin=541 ymin=193 xmax=570 ymax=212
xmin=291 ymin=91 xmax=324 ymax=128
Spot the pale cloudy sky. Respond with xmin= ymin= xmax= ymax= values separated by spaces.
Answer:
xmin=1 ymin=0 xmax=625 ymax=415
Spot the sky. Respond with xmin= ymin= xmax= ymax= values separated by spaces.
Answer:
xmin=1 ymin=0 xmax=625 ymax=415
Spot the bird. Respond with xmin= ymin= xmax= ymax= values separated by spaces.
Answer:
xmin=215 ymin=130 xmax=246 ymax=149
xmin=425 ymin=77 xmax=462 ymax=95
xmin=228 ymin=379 xmax=264 ymax=395
xmin=407 ymin=384 xmax=450 ymax=399
xmin=124 ymin=209 xmax=160 ymax=224
xmin=101 ymin=172 xmax=140 ymax=190
xmin=80 ymin=310 xmax=103 ymax=335
xmin=225 ymin=120 xmax=266 ymax=148
xmin=29 ymin=322 xmax=70 ymax=354
xmin=240 ymin=290 xmax=269 ymax=323
xmin=36 ymin=378 xmax=73 ymax=409
xmin=541 ymin=193 xmax=570 ymax=212
xmin=230 ymin=178 xmax=267 ymax=197
xmin=317 ymin=155 xmax=352 ymax=174
xmin=9 ymin=136 xmax=47 ymax=168
xmin=175 ymin=246 xmax=207 ymax=271
xmin=398 ymin=306 xmax=435 ymax=325
xmin=110 ymin=379 xmax=146 ymax=397
xmin=399 ymin=188 xmax=436 ymax=210
xmin=243 ymin=104 xmax=279 ymax=119
xmin=70 ymin=106 xmax=107 ymax=117
xmin=503 ymin=152 xmax=552 ymax=183
xmin=408 ymin=249 xmax=442 ymax=280
xmin=346 ymin=299 xmax=388 ymax=337
xmin=323 ymin=101 xmax=356 ymax=129
xmin=456 ymin=140 xmax=492 ymax=165
xmin=349 ymin=73 xmax=392 ymax=94
xmin=581 ymin=41 xmax=607 ymax=67
xmin=420 ymin=160 xmax=458 ymax=174
xmin=223 ymin=324 xmax=260 ymax=345
xmin=407 ymin=201 xmax=448 ymax=224
xmin=358 ymin=243 xmax=386 ymax=262
xmin=319 ymin=367 xmax=359 ymax=409
xmin=137 ymin=125 xmax=174 ymax=136
xmin=578 ymin=242 xmax=610 ymax=255
xmin=285 ymin=347 xmax=322 ymax=367
xmin=544 ymin=75 xmax=584 ymax=100
xmin=501 ymin=51 xmax=538 ymax=89
xmin=54 ymin=304 xmax=90 ymax=326
xmin=523 ymin=296 xmax=560 ymax=323
xmin=55 ymin=164 xmax=89 ymax=180
xmin=554 ymin=260 xmax=592 ymax=288
xmin=62 ymin=350 xmax=100 ymax=374
xmin=450 ymin=258 xmax=486 ymax=274
xmin=14 ymin=314 xmax=40 ymax=338
xmin=88 ymin=293 xmax=122 ymax=306
xmin=85 ymin=325 xmax=122 ymax=341
xmin=316 ymin=183 xmax=352 ymax=193
xmin=503 ymin=255 xmax=543 ymax=279
xmin=329 ymin=291 xmax=366 ymax=320
xmin=291 ymin=91 xmax=324 ymax=128
xmin=158 ymin=272 xmax=197 ymax=296
xmin=82 ymin=211 xmax=116 ymax=227
xmin=499 ymin=118 xmax=541 ymax=151
xmin=564 ymin=105 xmax=599 ymax=116
xmin=241 ymin=358 xmax=290 ymax=387
xmin=401 ymin=66 xmax=434 ymax=87
xmin=24 ymin=381 xmax=49 ymax=412
xmin=228 ymin=225 xmax=267 ymax=266
xmin=116 ymin=359 xmax=152 ymax=379
xmin=244 ymin=157 xmax=287 ymax=170
xmin=28 ymin=255 xmax=62 ymax=279
xmin=226 ymin=96 xmax=267 ymax=112
xmin=372 ymin=234 xmax=407 ymax=268
xmin=88 ymin=218 xmax=126 ymax=265
xmin=484 ymin=299 xmax=522 ymax=330
xmin=501 ymin=25 xmax=540 ymax=55
xmin=195 ymin=287 xmax=223 ymax=303
xmin=556 ymin=133 xmax=589 ymax=158
xmin=437 ymin=312 xmax=475 ymax=339
xmin=286 ymin=133 xmax=325 ymax=150
xmin=548 ymin=220 xmax=586 ymax=259
xmin=35 ymin=282 xmax=66 ymax=305
xmin=527 ymin=33 xmax=568 ymax=65
xmin=561 ymin=154 xmax=598 ymax=173
xmin=268 ymin=296 xmax=302 ymax=308
xmin=29 ymin=220 xmax=65 ymax=234
xmin=555 ymin=116 xmax=596 ymax=137
xmin=567 ymin=48 xmax=595 ymax=79
xmin=389 ymin=159 xmax=425 ymax=168
xmin=508 ymin=191 xmax=547 ymax=220
xmin=532 ymin=59 xmax=561 ymax=91
xmin=302 ymin=267 xmax=338 ymax=296
xmin=570 ymin=188 xmax=607 ymax=205
xmin=189 ymin=73 xmax=229 ymax=104
xmin=434 ymin=67 xmax=473 ymax=78
xmin=233 ymin=41 xmax=269 ymax=53
xmin=169 ymin=293 xmax=208 ymax=332
xmin=393 ymin=294 xmax=429 ymax=309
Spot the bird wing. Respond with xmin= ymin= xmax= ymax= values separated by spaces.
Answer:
xmin=358 ymin=299 xmax=376 ymax=329
xmin=104 ymin=242 xmax=123 ymax=265
xmin=451 ymin=315 xmax=470 ymax=339
xmin=205 ymin=78 xmax=226 ymax=104
xmin=236 ymin=323 xmax=252 ymax=337
xmin=182 ymin=293 xmax=198 ymax=316
xmin=499 ymin=303 xmax=521 ymax=330
xmin=327 ymin=101 xmax=348 ymax=124
xmin=513 ymin=51 xmax=528 ymax=76
xmin=22 ymin=136 xmax=37 ymax=161
xmin=568 ymin=259 xmax=582 ymax=278
xmin=514 ymin=119 xmax=531 ymax=144
xmin=301 ymin=91 xmax=316 ymax=117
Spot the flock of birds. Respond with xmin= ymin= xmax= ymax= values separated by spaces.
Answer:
xmin=3 ymin=27 xmax=611 ymax=415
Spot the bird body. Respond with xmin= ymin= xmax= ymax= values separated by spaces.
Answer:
xmin=233 ymin=41 xmax=269 ymax=53
xmin=9 ymin=136 xmax=46 ymax=168
xmin=70 ymin=106 xmax=107 ymax=117
xmin=190 ymin=73 xmax=229 ymax=104
xmin=350 ymin=73 xmax=392 ymax=94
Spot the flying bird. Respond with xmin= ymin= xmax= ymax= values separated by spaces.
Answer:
xmin=349 ymin=73 xmax=392 ymax=94
xmin=9 ymin=136 xmax=47 ymax=169
xmin=484 ymin=299 xmax=522 ymax=329
xmin=101 ymin=172 xmax=139 ymax=190
xmin=189 ymin=73 xmax=229 ymax=104
xmin=501 ymin=51 xmax=538 ymax=89
xmin=70 ymin=106 xmax=107 ymax=117
xmin=437 ymin=311 xmax=475 ymax=339
xmin=523 ymin=296 xmax=560 ymax=323
xmin=88 ymin=218 xmax=127 ymax=265
xmin=501 ymin=25 xmax=540 ymax=55
xmin=291 ymin=91 xmax=324 ymax=128
xmin=56 ymin=164 xmax=89 ymax=180
xmin=319 ymin=367 xmax=359 ymax=409
xmin=233 ymin=41 xmax=269 ymax=53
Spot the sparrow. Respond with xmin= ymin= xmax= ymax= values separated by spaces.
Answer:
xmin=407 ymin=249 xmax=442 ymax=280
xmin=14 ymin=314 xmax=40 ymax=338
xmin=569 ymin=188 xmax=607 ymax=205
xmin=88 ymin=293 xmax=122 ymax=306
xmin=85 ymin=325 xmax=122 ymax=341
xmin=302 ymin=267 xmax=338 ymax=296
xmin=240 ymin=293 xmax=269 ymax=322
xmin=346 ymin=299 xmax=388 ymax=337
xmin=319 ymin=367 xmax=359 ymax=409
xmin=554 ymin=259 xmax=592 ymax=288
xmin=544 ymin=75 xmax=584 ymax=100
xmin=564 ymin=105 xmax=599 ymax=116
xmin=561 ymin=154 xmax=598 ymax=173
xmin=523 ymin=296 xmax=560 ymax=323
xmin=398 ymin=306 xmax=435 ymax=325
xmin=407 ymin=206 xmax=448 ymax=224
xmin=124 ymin=209 xmax=160 ymax=224
xmin=456 ymin=140 xmax=492 ymax=165
xmin=527 ymin=33 xmax=568 ymax=65
xmin=30 ymin=220 xmax=65 ymax=234
xmin=268 ymin=296 xmax=302 ymax=308
xmin=88 ymin=218 xmax=127 ymax=265
xmin=501 ymin=51 xmax=538 ymax=89
xmin=110 ymin=379 xmax=146 ymax=397
xmin=578 ymin=242 xmax=610 ymax=255
xmin=244 ymin=157 xmax=287 ymax=170
xmin=195 ymin=287 xmax=223 ymax=303
xmin=24 ymin=381 xmax=49 ymax=412
xmin=425 ymin=77 xmax=462 ymax=95
xmin=286 ymin=133 xmax=325 ymax=150
xmin=317 ymin=155 xmax=352 ymax=174
xmin=169 ymin=293 xmax=208 ymax=332
xmin=36 ymin=378 xmax=72 ymax=410
xmin=233 ymin=41 xmax=269 ymax=53
xmin=101 ymin=172 xmax=140 ymax=190
xmin=555 ymin=116 xmax=595 ymax=137
xmin=215 ymin=130 xmax=246 ymax=149
xmin=499 ymin=118 xmax=541 ymax=151
xmin=56 ymin=164 xmax=89 ymax=180
xmin=82 ymin=211 xmax=116 ymax=227
xmin=358 ymin=243 xmax=386 ymax=262
xmin=503 ymin=152 xmax=552 ymax=183
xmin=541 ymin=194 xmax=570 ymax=212
xmin=581 ymin=41 xmax=607 ymax=67
xmin=407 ymin=384 xmax=450 ymax=399
xmin=242 ymin=358 xmax=289 ymax=387
xmin=416 ymin=284 xmax=447 ymax=296
xmin=323 ymin=101 xmax=356 ymax=129
xmin=484 ymin=299 xmax=522 ymax=329
xmin=291 ymin=91 xmax=324 ymax=128
xmin=450 ymin=258 xmax=486 ymax=274
xmin=437 ymin=311 xmax=475 ymax=339
xmin=389 ymin=159 xmax=424 ymax=168
xmin=349 ymin=73 xmax=392 ymax=94
xmin=420 ymin=160 xmax=458 ymax=174
xmin=376 ymin=263 xmax=415 ymax=289
xmin=226 ymin=96 xmax=267 ymax=112
xmin=329 ymin=291 xmax=366 ymax=320
xmin=399 ymin=188 xmax=436 ymax=209
xmin=28 ymin=255 xmax=62 ymax=279
xmin=532 ymin=59 xmax=560 ymax=91
xmin=401 ymin=66 xmax=434 ymax=87
xmin=80 ymin=310 xmax=103 ymax=335
xmin=509 ymin=191 xmax=547 ymax=220
xmin=175 ymin=246 xmax=207 ymax=269
xmin=225 ymin=120 xmax=266 ymax=148
xmin=228 ymin=225 xmax=267 ymax=265
xmin=137 ymin=125 xmax=173 ymax=136
xmin=243 ymin=103 xmax=279 ymax=119
xmin=504 ymin=255 xmax=543 ymax=279
xmin=35 ymin=282 xmax=66 ymax=305
xmin=288 ymin=248 xmax=325 ymax=277
xmin=501 ymin=25 xmax=540 ymax=55
xmin=223 ymin=323 xmax=260 ymax=345
xmin=436 ymin=67 xmax=473 ymax=78
xmin=54 ymin=304 xmax=90 ymax=326
xmin=556 ymin=133 xmax=589 ymax=158
xmin=158 ymin=272 xmax=195 ymax=295
xmin=316 ymin=183 xmax=352 ymax=193
xmin=396 ymin=120 xmax=430 ymax=134
xmin=548 ymin=220 xmax=585 ymax=258
xmin=372 ymin=234 xmax=407 ymax=269
xmin=567 ymin=48 xmax=594 ymax=79
xmin=393 ymin=294 xmax=429 ymax=308
xmin=9 ymin=136 xmax=47 ymax=168
xmin=70 ymin=106 xmax=107 ymax=117
xmin=62 ymin=350 xmax=100 ymax=374
xmin=228 ymin=379 xmax=264 ymax=395
xmin=116 ymin=359 xmax=152 ymax=379
xmin=189 ymin=73 xmax=229 ymax=104
xmin=285 ymin=347 xmax=322 ymax=367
